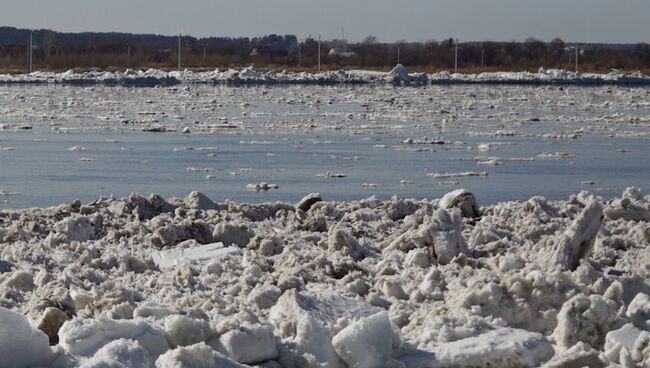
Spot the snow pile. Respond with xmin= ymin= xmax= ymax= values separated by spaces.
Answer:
xmin=0 ymin=187 xmax=648 ymax=367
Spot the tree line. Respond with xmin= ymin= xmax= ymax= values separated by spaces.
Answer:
xmin=0 ymin=27 xmax=648 ymax=73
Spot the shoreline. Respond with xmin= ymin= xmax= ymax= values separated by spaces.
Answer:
xmin=2 ymin=65 xmax=650 ymax=86
xmin=1 ymin=188 xmax=649 ymax=367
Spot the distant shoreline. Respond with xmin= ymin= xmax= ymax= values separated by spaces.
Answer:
xmin=2 ymin=66 xmax=650 ymax=86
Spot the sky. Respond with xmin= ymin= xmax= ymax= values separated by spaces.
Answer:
xmin=2 ymin=0 xmax=650 ymax=44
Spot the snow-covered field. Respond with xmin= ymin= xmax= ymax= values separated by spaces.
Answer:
xmin=0 ymin=187 xmax=649 ymax=367
xmin=2 ymin=65 xmax=650 ymax=86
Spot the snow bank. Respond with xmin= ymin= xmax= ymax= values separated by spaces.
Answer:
xmin=2 ymin=66 xmax=649 ymax=86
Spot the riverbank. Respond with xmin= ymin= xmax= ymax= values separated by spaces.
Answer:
xmin=0 ymin=188 xmax=648 ymax=367
xmin=2 ymin=65 xmax=650 ymax=86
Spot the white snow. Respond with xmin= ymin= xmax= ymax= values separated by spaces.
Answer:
xmin=0 ymin=307 xmax=52 ymax=368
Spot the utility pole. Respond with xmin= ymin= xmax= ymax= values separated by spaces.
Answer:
xmin=28 ymin=30 xmax=33 ymax=73
xmin=298 ymin=41 xmax=301 ymax=67
xmin=318 ymin=35 xmax=321 ymax=72
xmin=454 ymin=38 xmax=458 ymax=73
xmin=203 ymin=45 xmax=207 ymax=63
xmin=397 ymin=47 xmax=400 ymax=65
xmin=575 ymin=43 xmax=579 ymax=73
xmin=481 ymin=43 xmax=485 ymax=70
xmin=178 ymin=33 xmax=182 ymax=71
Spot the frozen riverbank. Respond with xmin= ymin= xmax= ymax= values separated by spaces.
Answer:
xmin=2 ymin=65 xmax=650 ymax=86
xmin=0 ymin=188 xmax=648 ymax=367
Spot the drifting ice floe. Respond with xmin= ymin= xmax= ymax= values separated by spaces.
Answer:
xmin=317 ymin=172 xmax=347 ymax=178
xmin=246 ymin=183 xmax=280 ymax=191
xmin=426 ymin=171 xmax=488 ymax=178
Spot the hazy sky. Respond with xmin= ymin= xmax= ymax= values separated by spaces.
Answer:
xmin=3 ymin=0 xmax=649 ymax=43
